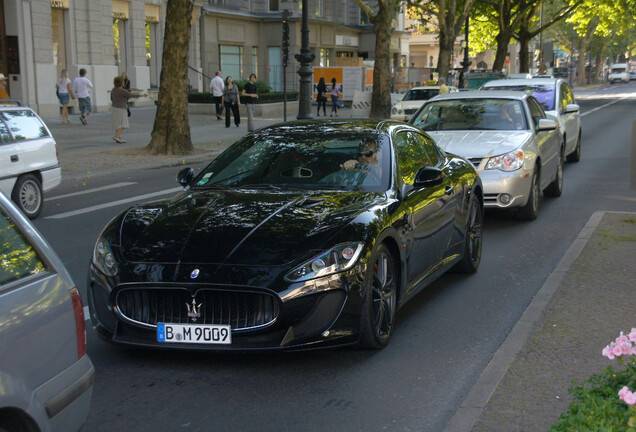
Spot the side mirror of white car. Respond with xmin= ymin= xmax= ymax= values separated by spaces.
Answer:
xmin=537 ymin=118 xmax=558 ymax=131
xmin=565 ymin=103 xmax=580 ymax=114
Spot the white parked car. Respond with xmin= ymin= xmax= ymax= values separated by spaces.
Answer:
xmin=608 ymin=63 xmax=630 ymax=83
xmin=409 ymin=91 xmax=563 ymax=220
xmin=0 ymin=101 xmax=61 ymax=218
xmin=480 ymin=78 xmax=581 ymax=162
xmin=390 ymin=86 xmax=458 ymax=121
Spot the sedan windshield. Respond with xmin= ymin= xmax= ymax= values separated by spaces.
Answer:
xmin=482 ymin=84 xmax=555 ymax=111
xmin=412 ymin=99 xmax=528 ymax=131
xmin=402 ymin=89 xmax=439 ymax=101
xmin=192 ymin=129 xmax=391 ymax=192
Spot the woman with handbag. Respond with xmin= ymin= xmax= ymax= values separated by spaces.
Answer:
xmin=222 ymin=76 xmax=240 ymax=128
xmin=316 ymin=77 xmax=327 ymax=117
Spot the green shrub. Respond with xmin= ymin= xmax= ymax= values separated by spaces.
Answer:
xmin=548 ymin=363 xmax=636 ymax=431
xmin=234 ymin=79 xmax=271 ymax=94
xmin=188 ymin=91 xmax=298 ymax=104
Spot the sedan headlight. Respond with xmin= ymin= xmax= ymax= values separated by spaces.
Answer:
xmin=485 ymin=150 xmax=524 ymax=172
xmin=391 ymin=107 xmax=398 ymax=115
xmin=93 ymin=236 xmax=118 ymax=277
xmin=285 ymin=242 xmax=364 ymax=283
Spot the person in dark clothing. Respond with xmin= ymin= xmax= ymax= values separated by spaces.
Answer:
xmin=242 ymin=73 xmax=258 ymax=132
xmin=222 ymin=76 xmax=240 ymax=128
xmin=316 ymin=77 xmax=327 ymax=116
xmin=121 ymin=71 xmax=132 ymax=117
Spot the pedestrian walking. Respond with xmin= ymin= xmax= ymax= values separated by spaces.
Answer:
xmin=56 ymin=69 xmax=75 ymax=124
xmin=0 ymin=73 xmax=9 ymax=100
xmin=316 ymin=77 xmax=327 ymax=116
xmin=241 ymin=73 xmax=258 ymax=132
xmin=438 ymin=78 xmax=449 ymax=94
xmin=210 ymin=70 xmax=224 ymax=120
xmin=121 ymin=71 xmax=132 ymax=117
xmin=222 ymin=76 xmax=240 ymax=128
xmin=72 ymin=68 xmax=94 ymax=125
xmin=110 ymin=75 xmax=147 ymax=143
xmin=330 ymin=77 xmax=340 ymax=117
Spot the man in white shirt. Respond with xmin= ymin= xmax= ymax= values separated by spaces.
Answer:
xmin=210 ymin=71 xmax=224 ymax=120
xmin=72 ymin=68 xmax=94 ymax=125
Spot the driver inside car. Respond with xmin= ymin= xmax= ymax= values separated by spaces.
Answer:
xmin=320 ymin=140 xmax=382 ymax=187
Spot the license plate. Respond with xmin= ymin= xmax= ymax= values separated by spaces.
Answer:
xmin=157 ymin=323 xmax=232 ymax=345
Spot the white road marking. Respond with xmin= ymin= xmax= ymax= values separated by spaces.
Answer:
xmin=580 ymin=96 xmax=630 ymax=117
xmin=45 ymin=182 xmax=137 ymax=201
xmin=45 ymin=187 xmax=183 ymax=219
xmin=84 ymin=306 xmax=90 ymax=321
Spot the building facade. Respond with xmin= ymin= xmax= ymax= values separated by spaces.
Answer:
xmin=0 ymin=0 xmax=408 ymax=119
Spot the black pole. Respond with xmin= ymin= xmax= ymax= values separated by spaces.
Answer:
xmin=295 ymin=0 xmax=314 ymax=119
xmin=460 ymin=16 xmax=471 ymax=88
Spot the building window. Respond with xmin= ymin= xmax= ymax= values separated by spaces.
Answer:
xmin=315 ymin=0 xmax=323 ymax=16
xmin=252 ymin=47 xmax=258 ymax=76
xmin=269 ymin=0 xmax=279 ymax=11
xmin=51 ymin=8 xmax=68 ymax=77
xmin=113 ymin=18 xmax=128 ymax=70
xmin=360 ymin=10 xmax=370 ymax=25
xmin=220 ymin=45 xmax=243 ymax=81
xmin=320 ymin=48 xmax=331 ymax=67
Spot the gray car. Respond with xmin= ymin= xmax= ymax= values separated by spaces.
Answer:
xmin=480 ymin=78 xmax=582 ymax=163
xmin=0 ymin=192 xmax=94 ymax=432
xmin=409 ymin=91 xmax=562 ymax=220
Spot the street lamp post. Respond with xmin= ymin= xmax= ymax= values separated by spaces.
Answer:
xmin=295 ymin=0 xmax=315 ymax=119
xmin=460 ymin=16 xmax=471 ymax=88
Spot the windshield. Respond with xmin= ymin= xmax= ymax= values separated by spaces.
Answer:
xmin=191 ymin=130 xmax=391 ymax=192
xmin=482 ymin=84 xmax=555 ymax=111
xmin=411 ymin=99 xmax=528 ymax=131
xmin=611 ymin=67 xmax=626 ymax=73
xmin=402 ymin=89 xmax=439 ymax=101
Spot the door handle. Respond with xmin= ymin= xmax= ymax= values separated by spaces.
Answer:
xmin=10 ymin=155 xmax=18 ymax=162
xmin=445 ymin=185 xmax=454 ymax=195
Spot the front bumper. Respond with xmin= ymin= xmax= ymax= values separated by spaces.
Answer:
xmin=478 ymin=166 xmax=533 ymax=209
xmin=88 ymin=263 xmax=368 ymax=351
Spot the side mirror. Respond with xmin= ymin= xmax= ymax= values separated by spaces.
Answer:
xmin=413 ymin=166 xmax=444 ymax=188
xmin=565 ymin=103 xmax=580 ymax=114
xmin=176 ymin=167 xmax=195 ymax=187
xmin=537 ymin=118 xmax=558 ymax=132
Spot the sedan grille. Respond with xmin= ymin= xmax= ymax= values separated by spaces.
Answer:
xmin=115 ymin=288 xmax=279 ymax=331
xmin=404 ymin=108 xmax=417 ymax=115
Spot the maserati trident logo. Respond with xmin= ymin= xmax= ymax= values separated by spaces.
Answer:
xmin=186 ymin=298 xmax=202 ymax=322
xmin=190 ymin=268 xmax=200 ymax=279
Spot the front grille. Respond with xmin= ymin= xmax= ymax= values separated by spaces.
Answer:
xmin=404 ymin=108 xmax=417 ymax=115
xmin=484 ymin=194 xmax=499 ymax=203
xmin=116 ymin=288 xmax=279 ymax=331
xmin=468 ymin=157 xmax=483 ymax=168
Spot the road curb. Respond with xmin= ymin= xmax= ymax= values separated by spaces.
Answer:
xmin=442 ymin=210 xmax=611 ymax=432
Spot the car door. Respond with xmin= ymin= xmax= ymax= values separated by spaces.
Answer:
xmin=0 ymin=120 xmax=19 ymax=196
xmin=527 ymin=96 xmax=559 ymax=189
xmin=558 ymin=82 xmax=579 ymax=155
xmin=394 ymin=130 xmax=456 ymax=289
xmin=1 ymin=110 xmax=56 ymax=177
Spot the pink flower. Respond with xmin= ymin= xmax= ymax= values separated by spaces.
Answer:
xmin=613 ymin=344 xmax=624 ymax=357
xmin=619 ymin=386 xmax=630 ymax=399
xmin=617 ymin=332 xmax=630 ymax=345
xmin=624 ymin=392 xmax=636 ymax=406
xmin=603 ymin=345 xmax=616 ymax=359
xmin=629 ymin=328 xmax=636 ymax=343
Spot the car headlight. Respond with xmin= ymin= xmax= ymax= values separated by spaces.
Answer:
xmin=485 ymin=150 xmax=524 ymax=172
xmin=93 ymin=236 xmax=118 ymax=277
xmin=391 ymin=107 xmax=398 ymax=114
xmin=284 ymin=242 xmax=364 ymax=283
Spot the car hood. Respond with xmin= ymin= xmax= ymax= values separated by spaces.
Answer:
xmin=395 ymin=100 xmax=426 ymax=110
xmin=426 ymin=131 xmax=531 ymax=158
xmin=118 ymin=189 xmax=383 ymax=266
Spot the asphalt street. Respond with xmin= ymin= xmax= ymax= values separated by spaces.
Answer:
xmin=31 ymin=81 xmax=636 ymax=431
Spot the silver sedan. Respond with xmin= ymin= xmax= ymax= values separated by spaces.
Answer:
xmin=409 ymin=91 xmax=563 ymax=220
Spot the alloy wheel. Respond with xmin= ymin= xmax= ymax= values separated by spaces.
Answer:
xmin=19 ymin=179 xmax=42 ymax=215
xmin=371 ymin=249 xmax=396 ymax=340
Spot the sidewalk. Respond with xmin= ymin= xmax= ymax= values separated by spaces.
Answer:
xmin=47 ymin=105 xmax=353 ymax=182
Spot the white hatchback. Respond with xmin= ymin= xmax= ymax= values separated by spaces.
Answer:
xmin=0 ymin=102 xmax=61 ymax=218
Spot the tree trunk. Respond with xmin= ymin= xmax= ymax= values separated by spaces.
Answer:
xmin=437 ymin=28 xmax=455 ymax=80
xmin=577 ymin=36 xmax=587 ymax=85
xmin=369 ymin=0 xmax=393 ymax=119
xmin=518 ymin=33 xmax=531 ymax=73
xmin=146 ymin=0 xmax=194 ymax=155
xmin=492 ymin=29 xmax=514 ymax=71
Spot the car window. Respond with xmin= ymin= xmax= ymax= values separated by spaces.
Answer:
xmin=0 ymin=207 xmax=47 ymax=286
xmin=394 ymin=131 xmax=431 ymax=185
xmin=1 ymin=110 xmax=50 ymax=142
xmin=192 ymin=130 xmax=391 ymax=192
xmin=526 ymin=97 xmax=546 ymax=127
xmin=403 ymin=89 xmax=439 ymax=101
xmin=482 ymin=83 xmax=555 ymax=111
xmin=0 ymin=121 xmax=12 ymax=144
xmin=413 ymin=133 xmax=441 ymax=166
xmin=412 ymin=99 xmax=527 ymax=131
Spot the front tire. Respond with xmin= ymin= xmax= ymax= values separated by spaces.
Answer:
xmin=359 ymin=245 xmax=397 ymax=350
xmin=566 ymin=131 xmax=581 ymax=163
xmin=11 ymin=174 xmax=43 ymax=219
xmin=517 ymin=167 xmax=539 ymax=220
xmin=455 ymin=193 xmax=483 ymax=273
xmin=544 ymin=147 xmax=564 ymax=198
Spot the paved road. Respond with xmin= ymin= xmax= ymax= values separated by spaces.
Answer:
xmin=32 ymin=82 xmax=636 ymax=432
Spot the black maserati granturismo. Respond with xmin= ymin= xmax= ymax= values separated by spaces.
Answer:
xmin=88 ymin=120 xmax=483 ymax=351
